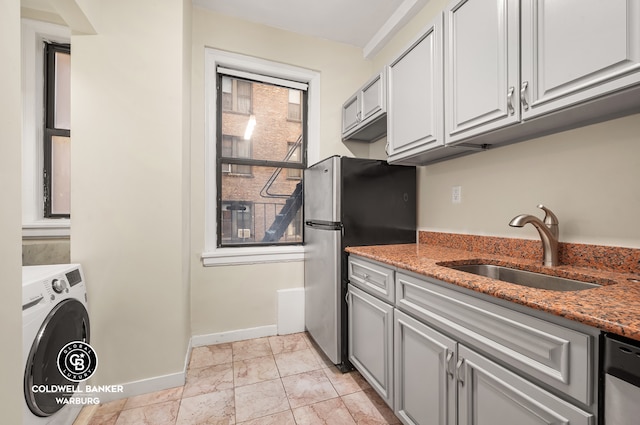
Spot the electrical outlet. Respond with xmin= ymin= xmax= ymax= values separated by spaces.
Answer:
xmin=452 ymin=186 xmax=462 ymax=203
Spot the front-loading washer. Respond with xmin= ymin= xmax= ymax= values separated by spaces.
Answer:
xmin=22 ymin=264 xmax=90 ymax=425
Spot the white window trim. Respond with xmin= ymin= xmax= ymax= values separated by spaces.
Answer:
xmin=201 ymin=49 xmax=320 ymax=266
xmin=21 ymin=19 xmax=71 ymax=239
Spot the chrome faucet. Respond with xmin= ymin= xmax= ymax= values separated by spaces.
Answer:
xmin=509 ymin=204 xmax=559 ymax=267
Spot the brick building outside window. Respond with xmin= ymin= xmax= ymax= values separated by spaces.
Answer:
xmin=218 ymin=72 xmax=306 ymax=247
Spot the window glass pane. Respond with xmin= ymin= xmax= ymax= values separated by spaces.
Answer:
xmin=220 ymin=165 xmax=303 ymax=245
xmin=287 ymin=89 xmax=302 ymax=121
xmin=286 ymin=143 xmax=302 ymax=179
xmin=54 ymin=51 xmax=71 ymax=130
xmin=51 ymin=135 xmax=71 ymax=215
xmin=236 ymin=81 xmax=252 ymax=114
xmin=288 ymin=89 xmax=300 ymax=104
xmin=220 ymin=77 xmax=303 ymax=163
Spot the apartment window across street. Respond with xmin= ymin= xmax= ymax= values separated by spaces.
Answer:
xmin=222 ymin=135 xmax=252 ymax=175
xmin=222 ymin=76 xmax=252 ymax=114
xmin=217 ymin=67 xmax=307 ymax=247
xmin=44 ymin=42 xmax=71 ymax=218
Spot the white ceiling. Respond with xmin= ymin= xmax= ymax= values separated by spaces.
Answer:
xmin=21 ymin=0 xmax=429 ymax=58
xmin=194 ymin=0 xmax=429 ymax=58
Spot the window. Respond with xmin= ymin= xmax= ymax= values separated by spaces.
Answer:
xmin=288 ymin=89 xmax=302 ymax=121
xmin=44 ymin=42 xmax=71 ymax=218
xmin=221 ymin=135 xmax=252 ymax=175
xmin=221 ymin=202 xmax=254 ymax=243
xmin=21 ymin=19 xmax=72 ymax=238
xmin=222 ymin=76 xmax=252 ymax=114
xmin=203 ymin=49 xmax=320 ymax=266
xmin=217 ymin=71 xmax=306 ymax=247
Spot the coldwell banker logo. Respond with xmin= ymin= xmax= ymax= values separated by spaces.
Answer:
xmin=57 ymin=341 xmax=98 ymax=382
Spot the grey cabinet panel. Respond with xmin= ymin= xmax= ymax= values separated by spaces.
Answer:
xmin=395 ymin=310 xmax=456 ymax=425
xmin=348 ymin=256 xmax=395 ymax=303
xmin=387 ymin=14 xmax=458 ymax=165
xmin=342 ymin=71 xmax=387 ymax=142
xmin=342 ymin=94 xmax=360 ymax=135
xmin=458 ymin=345 xmax=593 ymax=425
xmin=444 ymin=0 xmax=520 ymax=144
xmin=521 ymin=0 xmax=640 ymax=120
xmin=348 ymin=284 xmax=394 ymax=408
xmin=396 ymin=272 xmax=595 ymax=406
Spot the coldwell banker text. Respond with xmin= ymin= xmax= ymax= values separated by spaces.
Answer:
xmin=31 ymin=384 xmax=124 ymax=406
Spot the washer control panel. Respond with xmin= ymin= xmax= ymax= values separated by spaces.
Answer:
xmin=51 ymin=278 xmax=68 ymax=294
xmin=22 ymin=264 xmax=85 ymax=312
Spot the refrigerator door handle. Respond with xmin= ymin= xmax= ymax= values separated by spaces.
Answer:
xmin=305 ymin=221 xmax=343 ymax=231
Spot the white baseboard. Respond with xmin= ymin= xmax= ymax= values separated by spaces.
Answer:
xmin=191 ymin=324 xmax=278 ymax=347
xmin=97 ymin=370 xmax=186 ymax=404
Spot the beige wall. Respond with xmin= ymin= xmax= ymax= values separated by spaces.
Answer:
xmin=368 ymin=0 xmax=640 ymax=249
xmin=70 ymin=0 xmax=191 ymax=386
xmin=419 ymin=114 xmax=640 ymax=247
xmin=189 ymin=8 xmax=372 ymax=336
xmin=1 ymin=0 xmax=25 ymax=421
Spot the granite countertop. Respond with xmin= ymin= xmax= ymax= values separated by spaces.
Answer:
xmin=345 ymin=242 xmax=640 ymax=341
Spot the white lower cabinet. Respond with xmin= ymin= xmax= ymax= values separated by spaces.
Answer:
xmin=347 ymin=283 xmax=394 ymax=408
xmin=457 ymin=345 xmax=592 ymax=425
xmin=394 ymin=310 xmax=456 ymax=425
xmin=347 ymin=256 xmax=597 ymax=424
xmin=394 ymin=309 xmax=593 ymax=425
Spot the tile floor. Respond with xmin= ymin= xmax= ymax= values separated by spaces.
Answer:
xmin=80 ymin=332 xmax=400 ymax=424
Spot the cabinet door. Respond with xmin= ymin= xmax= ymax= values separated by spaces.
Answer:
xmin=457 ymin=345 xmax=593 ymax=425
xmin=395 ymin=310 xmax=456 ymax=425
xmin=444 ymin=0 xmax=520 ymax=144
xmin=361 ymin=71 xmax=386 ymax=122
xmin=521 ymin=0 xmax=640 ymax=120
xmin=387 ymin=14 xmax=444 ymax=159
xmin=348 ymin=284 xmax=394 ymax=408
xmin=342 ymin=93 xmax=360 ymax=134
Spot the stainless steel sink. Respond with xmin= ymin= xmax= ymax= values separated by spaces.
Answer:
xmin=445 ymin=264 xmax=601 ymax=291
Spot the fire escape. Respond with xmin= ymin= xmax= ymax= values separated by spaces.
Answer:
xmin=260 ymin=136 xmax=304 ymax=243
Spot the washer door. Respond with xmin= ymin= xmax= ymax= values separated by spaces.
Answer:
xmin=24 ymin=298 xmax=90 ymax=417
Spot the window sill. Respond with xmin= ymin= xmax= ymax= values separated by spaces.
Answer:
xmin=23 ymin=220 xmax=70 ymax=239
xmin=201 ymin=245 xmax=305 ymax=267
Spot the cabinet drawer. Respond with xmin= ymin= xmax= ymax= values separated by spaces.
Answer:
xmin=348 ymin=256 xmax=395 ymax=303
xmin=396 ymin=272 xmax=595 ymax=405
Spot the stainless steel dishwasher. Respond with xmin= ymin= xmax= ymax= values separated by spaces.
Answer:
xmin=603 ymin=333 xmax=640 ymax=424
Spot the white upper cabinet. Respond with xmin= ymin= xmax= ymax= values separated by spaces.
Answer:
xmin=387 ymin=15 xmax=471 ymax=164
xmin=341 ymin=71 xmax=387 ymax=142
xmin=444 ymin=0 xmax=520 ymax=144
xmin=443 ymin=0 xmax=640 ymax=147
xmin=520 ymin=0 xmax=640 ymax=119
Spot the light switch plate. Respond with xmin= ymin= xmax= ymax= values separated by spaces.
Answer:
xmin=452 ymin=186 xmax=462 ymax=203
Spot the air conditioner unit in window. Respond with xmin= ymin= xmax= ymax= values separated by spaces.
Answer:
xmin=237 ymin=229 xmax=250 ymax=238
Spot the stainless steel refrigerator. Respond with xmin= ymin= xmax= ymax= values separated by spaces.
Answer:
xmin=304 ymin=156 xmax=416 ymax=371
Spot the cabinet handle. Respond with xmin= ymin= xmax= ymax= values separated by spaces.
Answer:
xmin=345 ymin=291 xmax=350 ymax=306
xmin=445 ymin=350 xmax=455 ymax=380
xmin=362 ymin=273 xmax=369 ymax=281
xmin=520 ymin=81 xmax=529 ymax=111
xmin=507 ymin=86 xmax=515 ymax=115
xmin=456 ymin=358 xmax=466 ymax=386
xmin=356 ymin=111 xmax=362 ymax=122
xmin=385 ymin=142 xmax=389 ymax=155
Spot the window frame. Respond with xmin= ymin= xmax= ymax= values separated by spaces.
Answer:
xmin=216 ymin=71 xmax=307 ymax=248
xmin=21 ymin=19 xmax=71 ymax=238
xmin=43 ymin=42 xmax=71 ymax=219
xmin=202 ymin=49 xmax=320 ymax=266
